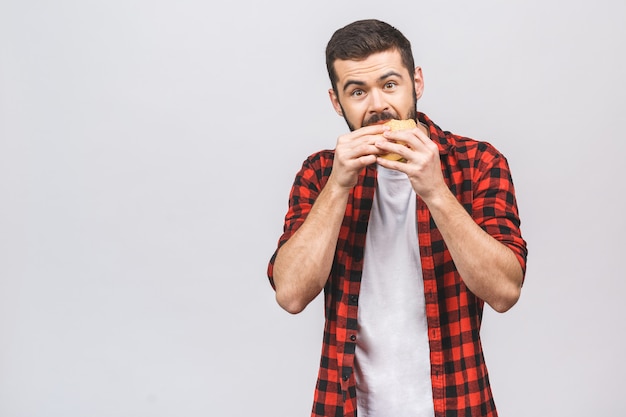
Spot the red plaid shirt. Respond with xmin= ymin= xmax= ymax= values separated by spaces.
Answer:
xmin=268 ymin=113 xmax=527 ymax=417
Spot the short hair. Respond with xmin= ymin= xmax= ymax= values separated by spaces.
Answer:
xmin=325 ymin=19 xmax=415 ymax=93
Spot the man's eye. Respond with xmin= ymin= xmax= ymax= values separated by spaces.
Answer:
xmin=351 ymin=89 xmax=364 ymax=97
xmin=384 ymin=82 xmax=397 ymax=89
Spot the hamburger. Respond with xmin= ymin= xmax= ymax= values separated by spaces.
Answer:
xmin=378 ymin=118 xmax=417 ymax=161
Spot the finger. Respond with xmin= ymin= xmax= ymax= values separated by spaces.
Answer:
xmin=375 ymin=155 xmax=407 ymax=171
xmin=347 ymin=124 xmax=389 ymax=145
xmin=384 ymin=124 xmax=432 ymax=145
xmin=337 ymin=137 xmax=383 ymax=163
xmin=382 ymin=128 xmax=421 ymax=149
xmin=374 ymin=140 xmax=412 ymax=164
xmin=357 ymin=124 xmax=389 ymax=135
xmin=412 ymin=127 xmax=434 ymax=149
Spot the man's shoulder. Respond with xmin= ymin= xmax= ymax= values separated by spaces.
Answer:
xmin=299 ymin=149 xmax=335 ymax=170
xmin=292 ymin=149 xmax=335 ymax=182
xmin=419 ymin=112 xmax=504 ymax=159
xmin=306 ymin=149 xmax=335 ymax=161
xmin=442 ymin=132 xmax=500 ymax=155
xmin=440 ymin=131 xmax=503 ymax=164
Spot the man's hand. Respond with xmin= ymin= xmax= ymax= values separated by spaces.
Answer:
xmin=374 ymin=125 xmax=447 ymax=200
xmin=330 ymin=124 xmax=388 ymax=189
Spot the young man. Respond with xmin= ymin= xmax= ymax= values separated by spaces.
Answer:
xmin=267 ymin=19 xmax=527 ymax=417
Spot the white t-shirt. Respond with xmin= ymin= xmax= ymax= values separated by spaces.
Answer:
xmin=355 ymin=165 xmax=435 ymax=417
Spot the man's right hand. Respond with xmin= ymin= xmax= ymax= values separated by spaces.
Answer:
xmin=329 ymin=124 xmax=388 ymax=189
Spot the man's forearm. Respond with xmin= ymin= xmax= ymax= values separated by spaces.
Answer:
xmin=425 ymin=188 xmax=524 ymax=313
xmin=273 ymin=181 xmax=350 ymax=314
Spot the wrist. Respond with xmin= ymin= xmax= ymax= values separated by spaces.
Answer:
xmin=421 ymin=183 xmax=456 ymax=211
xmin=326 ymin=174 xmax=356 ymax=194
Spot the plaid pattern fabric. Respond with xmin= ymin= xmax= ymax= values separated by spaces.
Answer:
xmin=268 ymin=113 xmax=527 ymax=417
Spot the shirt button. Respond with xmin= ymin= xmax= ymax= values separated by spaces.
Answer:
xmin=350 ymin=295 xmax=358 ymax=304
xmin=350 ymin=334 xmax=357 ymax=341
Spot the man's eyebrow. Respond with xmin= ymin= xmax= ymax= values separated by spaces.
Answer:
xmin=341 ymin=71 xmax=405 ymax=93
xmin=379 ymin=71 xmax=404 ymax=81
xmin=342 ymin=79 xmax=365 ymax=93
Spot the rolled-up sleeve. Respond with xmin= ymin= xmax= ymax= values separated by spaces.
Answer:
xmin=267 ymin=152 xmax=332 ymax=288
xmin=472 ymin=146 xmax=528 ymax=277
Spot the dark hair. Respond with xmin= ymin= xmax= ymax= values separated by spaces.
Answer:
xmin=325 ymin=19 xmax=415 ymax=93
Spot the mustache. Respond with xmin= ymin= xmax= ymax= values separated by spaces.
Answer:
xmin=363 ymin=111 xmax=399 ymax=126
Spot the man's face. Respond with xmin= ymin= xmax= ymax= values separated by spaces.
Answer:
xmin=329 ymin=49 xmax=423 ymax=131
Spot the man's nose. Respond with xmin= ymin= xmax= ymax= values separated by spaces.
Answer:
xmin=368 ymin=89 xmax=389 ymax=113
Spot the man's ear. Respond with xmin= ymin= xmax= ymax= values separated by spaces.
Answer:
xmin=328 ymin=88 xmax=343 ymax=116
xmin=414 ymin=66 xmax=425 ymax=101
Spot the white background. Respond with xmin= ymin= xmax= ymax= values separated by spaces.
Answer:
xmin=1 ymin=0 xmax=624 ymax=416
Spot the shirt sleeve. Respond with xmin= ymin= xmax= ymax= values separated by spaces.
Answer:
xmin=267 ymin=152 xmax=332 ymax=288
xmin=472 ymin=144 xmax=528 ymax=277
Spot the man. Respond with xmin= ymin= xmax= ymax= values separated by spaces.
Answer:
xmin=267 ymin=19 xmax=527 ymax=417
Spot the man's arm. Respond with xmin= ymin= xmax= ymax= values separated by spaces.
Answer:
xmin=376 ymin=126 xmax=524 ymax=312
xmin=272 ymin=125 xmax=385 ymax=314
xmin=272 ymin=180 xmax=349 ymax=314
xmin=422 ymin=188 xmax=523 ymax=312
